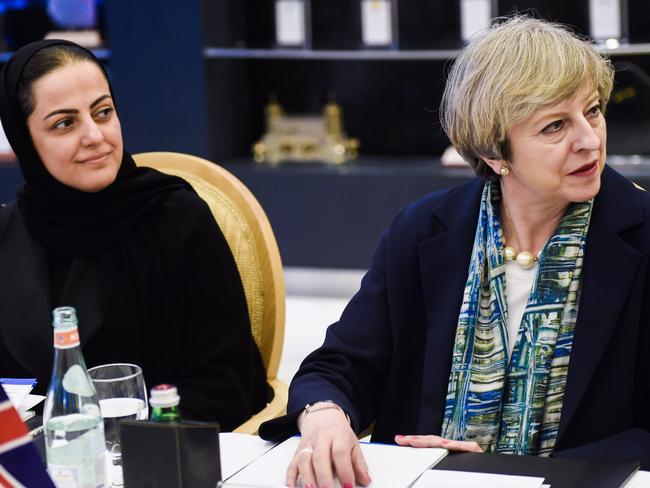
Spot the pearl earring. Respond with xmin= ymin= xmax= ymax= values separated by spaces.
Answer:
xmin=499 ymin=164 xmax=510 ymax=176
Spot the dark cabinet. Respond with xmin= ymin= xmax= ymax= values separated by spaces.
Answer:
xmin=19 ymin=1 xmax=650 ymax=267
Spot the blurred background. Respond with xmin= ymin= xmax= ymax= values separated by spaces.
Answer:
xmin=2 ymin=0 xmax=648 ymax=270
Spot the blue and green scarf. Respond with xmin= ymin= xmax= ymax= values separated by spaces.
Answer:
xmin=441 ymin=181 xmax=593 ymax=456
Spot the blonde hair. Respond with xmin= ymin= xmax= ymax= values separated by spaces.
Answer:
xmin=440 ymin=16 xmax=614 ymax=179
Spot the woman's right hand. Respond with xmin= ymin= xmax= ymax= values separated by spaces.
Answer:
xmin=285 ymin=404 xmax=372 ymax=488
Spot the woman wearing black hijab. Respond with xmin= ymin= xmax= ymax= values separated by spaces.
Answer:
xmin=0 ymin=40 xmax=267 ymax=430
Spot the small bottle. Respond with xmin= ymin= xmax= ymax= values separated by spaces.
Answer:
xmin=149 ymin=384 xmax=182 ymax=423
xmin=460 ymin=0 xmax=496 ymax=43
xmin=275 ymin=0 xmax=308 ymax=47
xmin=43 ymin=306 xmax=106 ymax=488
xmin=589 ymin=0 xmax=628 ymax=46
xmin=361 ymin=0 xmax=394 ymax=48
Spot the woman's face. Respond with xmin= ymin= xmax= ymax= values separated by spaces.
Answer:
xmin=488 ymin=81 xmax=606 ymax=208
xmin=26 ymin=61 xmax=123 ymax=193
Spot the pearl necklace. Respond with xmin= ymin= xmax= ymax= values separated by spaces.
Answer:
xmin=504 ymin=245 xmax=539 ymax=269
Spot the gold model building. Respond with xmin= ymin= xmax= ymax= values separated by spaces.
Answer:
xmin=253 ymin=98 xmax=359 ymax=164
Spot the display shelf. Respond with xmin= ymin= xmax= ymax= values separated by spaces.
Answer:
xmin=204 ymin=42 xmax=650 ymax=61
xmin=222 ymin=156 xmax=470 ymax=268
xmin=600 ymin=42 xmax=650 ymax=56
xmin=223 ymin=154 xmax=650 ymax=186
xmin=224 ymin=155 xmax=467 ymax=175
xmin=204 ymin=47 xmax=460 ymax=61
xmin=0 ymin=48 xmax=111 ymax=63
xmin=222 ymin=155 xmax=650 ymax=268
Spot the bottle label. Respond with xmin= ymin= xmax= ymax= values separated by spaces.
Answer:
xmin=96 ymin=450 xmax=107 ymax=486
xmin=48 ymin=464 xmax=80 ymax=488
xmin=54 ymin=326 xmax=80 ymax=349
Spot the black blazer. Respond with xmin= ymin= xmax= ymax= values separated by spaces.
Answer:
xmin=261 ymin=166 xmax=650 ymax=467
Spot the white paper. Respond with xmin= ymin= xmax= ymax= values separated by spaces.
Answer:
xmin=460 ymin=0 xmax=492 ymax=42
xmin=362 ymin=0 xmax=392 ymax=46
xmin=589 ymin=0 xmax=622 ymax=40
xmin=213 ymin=433 xmax=650 ymax=488
xmin=20 ymin=394 xmax=45 ymax=412
xmin=220 ymin=433 xmax=278 ymax=480
xmin=225 ymin=435 xmax=447 ymax=488
xmin=412 ymin=469 xmax=545 ymax=488
xmin=1 ymin=380 xmax=36 ymax=410
xmin=275 ymin=0 xmax=305 ymax=46
xmin=624 ymin=470 xmax=650 ymax=487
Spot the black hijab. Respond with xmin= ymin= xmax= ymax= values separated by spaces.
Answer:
xmin=0 ymin=39 xmax=190 ymax=257
xmin=0 ymin=40 xmax=197 ymax=389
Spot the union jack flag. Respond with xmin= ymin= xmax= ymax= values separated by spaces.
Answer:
xmin=0 ymin=387 xmax=54 ymax=487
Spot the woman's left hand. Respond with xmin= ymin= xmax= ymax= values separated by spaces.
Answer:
xmin=395 ymin=435 xmax=483 ymax=453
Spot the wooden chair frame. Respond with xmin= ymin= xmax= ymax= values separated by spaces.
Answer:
xmin=134 ymin=152 xmax=288 ymax=433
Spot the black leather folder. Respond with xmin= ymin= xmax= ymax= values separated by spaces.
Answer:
xmin=120 ymin=420 xmax=221 ymax=488
xmin=435 ymin=452 xmax=640 ymax=488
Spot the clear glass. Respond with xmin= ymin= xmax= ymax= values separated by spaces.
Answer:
xmin=88 ymin=363 xmax=148 ymax=487
xmin=44 ymin=306 xmax=107 ymax=488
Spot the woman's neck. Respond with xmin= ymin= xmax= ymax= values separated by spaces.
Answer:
xmin=499 ymin=185 xmax=568 ymax=256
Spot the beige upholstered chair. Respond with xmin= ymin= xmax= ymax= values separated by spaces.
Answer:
xmin=133 ymin=152 xmax=288 ymax=434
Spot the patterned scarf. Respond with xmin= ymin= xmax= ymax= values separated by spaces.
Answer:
xmin=441 ymin=181 xmax=593 ymax=456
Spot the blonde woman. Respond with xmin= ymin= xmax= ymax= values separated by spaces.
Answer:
xmin=261 ymin=16 xmax=650 ymax=488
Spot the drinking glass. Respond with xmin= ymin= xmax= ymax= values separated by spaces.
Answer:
xmin=88 ymin=363 xmax=148 ymax=487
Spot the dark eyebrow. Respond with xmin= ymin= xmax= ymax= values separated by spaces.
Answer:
xmin=90 ymin=94 xmax=112 ymax=108
xmin=43 ymin=94 xmax=112 ymax=121
xmin=44 ymin=108 xmax=77 ymax=121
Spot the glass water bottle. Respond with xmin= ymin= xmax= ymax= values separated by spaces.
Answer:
xmin=43 ymin=306 xmax=106 ymax=488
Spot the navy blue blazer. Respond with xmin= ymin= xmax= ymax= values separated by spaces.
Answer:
xmin=260 ymin=166 xmax=650 ymax=467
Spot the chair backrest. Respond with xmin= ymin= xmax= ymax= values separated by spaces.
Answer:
xmin=133 ymin=152 xmax=286 ymax=380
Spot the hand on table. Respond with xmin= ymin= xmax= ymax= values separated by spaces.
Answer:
xmin=285 ymin=405 xmax=372 ymax=488
xmin=395 ymin=434 xmax=483 ymax=453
